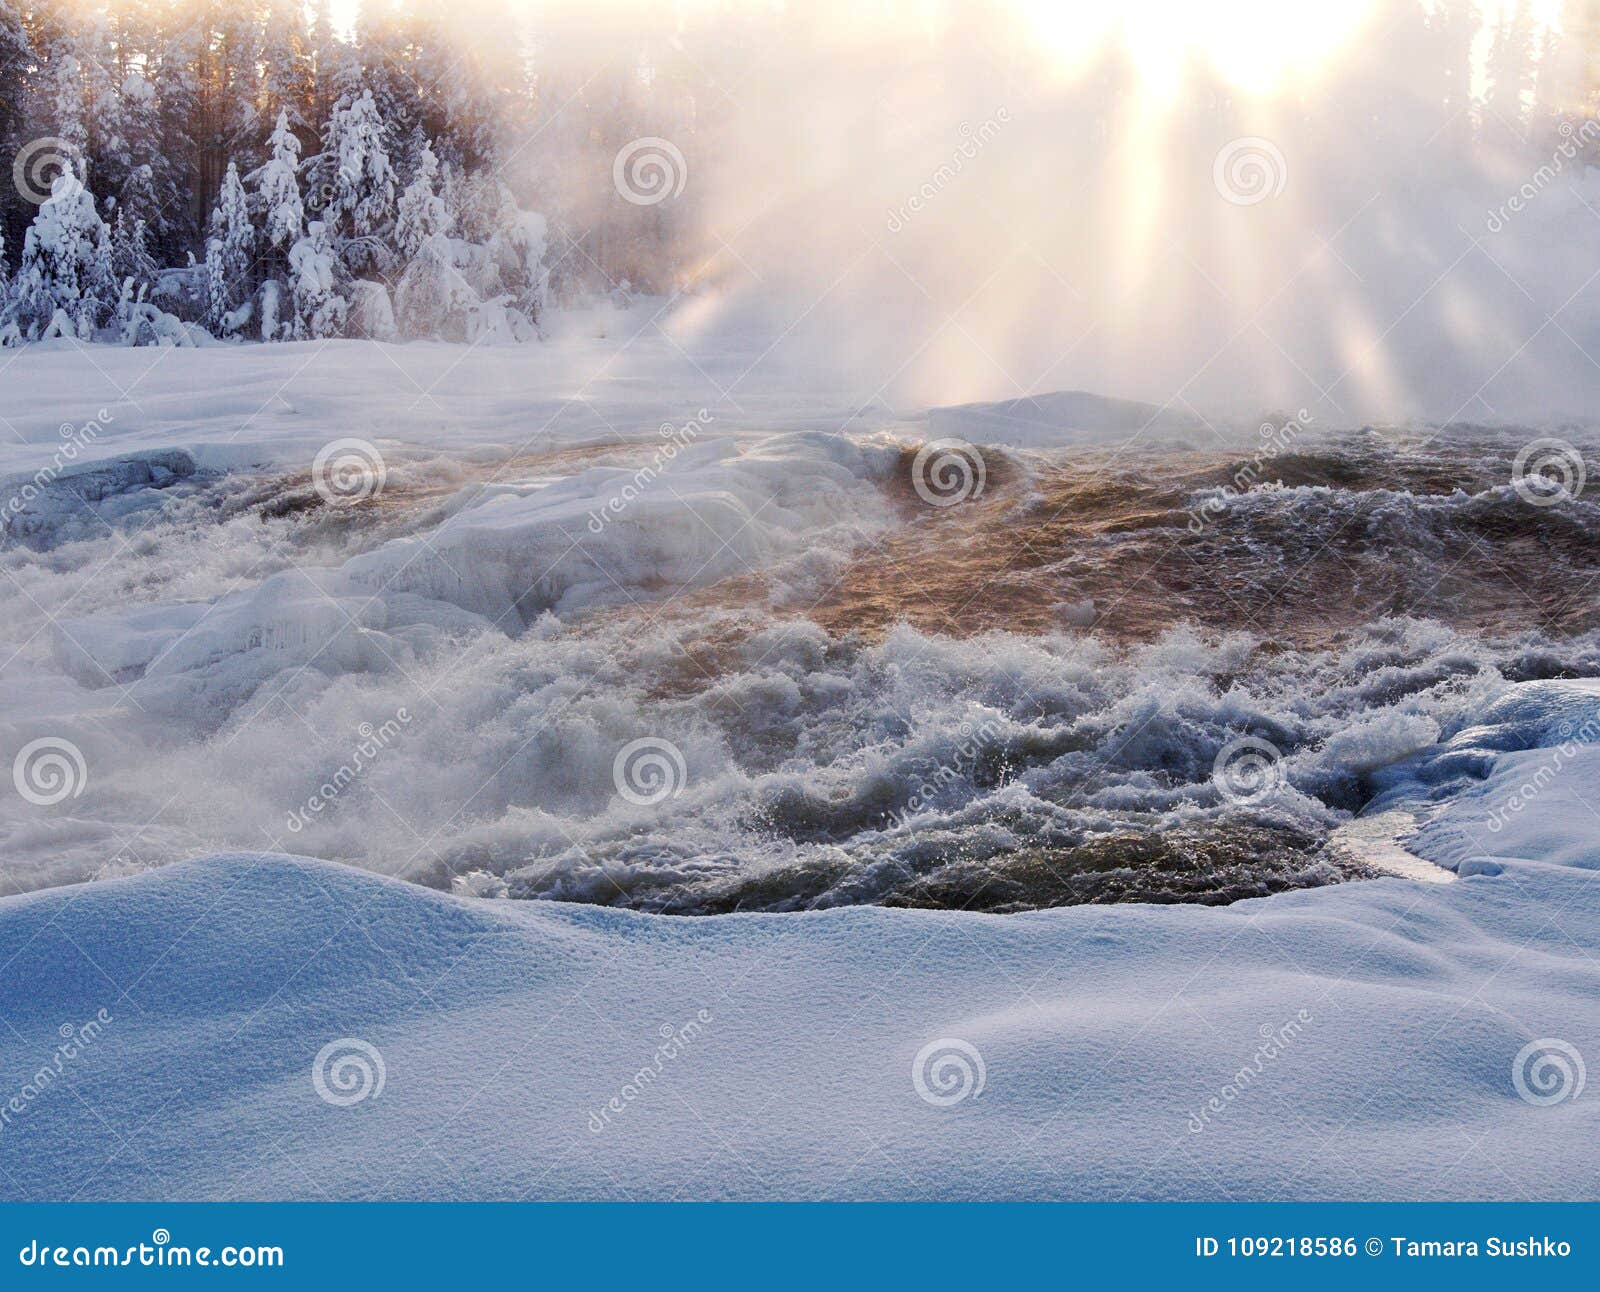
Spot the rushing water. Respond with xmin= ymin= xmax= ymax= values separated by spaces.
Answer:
xmin=5 ymin=419 xmax=1596 ymax=912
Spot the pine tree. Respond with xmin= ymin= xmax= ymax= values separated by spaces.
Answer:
xmin=115 ymin=71 xmax=185 ymax=263
xmin=0 ymin=229 xmax=13 ymax=329
xmin=260 ymin=0 xmax=314 ymax=132
xmin=13 ymin=173 xmax=118 ymax=339
xmin=308 ymin=0 xmax=343 ymax=131
xmin=394 ymin=231 xmax=477 ymax=340
xmin=288 ymin=219 xmax=347 ymax=338
xmin=394 ymin=140 xmax=449 ymax=263
xmin=110 ymin=206 xmax=157 ymax=295
xmin=0 ymin=0 xmax=37 ymax=257
xmin=36 ymin=42 xmax=88 ymax=187
xmin=82 ymin=14 xmax=129 ymax=203
xmin=257 ymin=109 xmax=305 ymax=252
xmin=323 ymin=88 xmax=398 ymax=273
xmin=207 ymin=161 xmax=254 ymax=336
xmin=155 ymin=15 xmax=204 ymax=251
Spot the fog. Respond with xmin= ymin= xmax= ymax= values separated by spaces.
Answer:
xmin=500 ymin=0 xmax=1600 ymax=423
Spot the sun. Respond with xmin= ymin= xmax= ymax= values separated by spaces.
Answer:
xmin=1009 ymin=0 xmax=1380 ymax=98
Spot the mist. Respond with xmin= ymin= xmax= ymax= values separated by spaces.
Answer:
xmin=500 ymin=0 xmax=1600 ymax=423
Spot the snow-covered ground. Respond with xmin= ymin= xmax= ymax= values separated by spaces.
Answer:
xmin=1 ymin=304 xmax=1597 ymax=1199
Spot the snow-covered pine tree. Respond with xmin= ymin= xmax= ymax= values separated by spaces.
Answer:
xmin=110 ymin=206 xmax=157 ymax=296
xmin=288 ymin=219 xmax=347 ymax=339
xmin=206 ymin=161 xmax=255 ymax=337
xmin=155 ymin=16 xmax=203 ymax=255
xmin=260 ymin=1 xmax=314 ymax=132
xmin=257 ymin=109 xmax=306 ymax=252
xmin=0 ymin=0 xmax=34 ymax=259
xmin=43 ymin=42 xmax=89 ymax=164
xmin=308 ymin=0 xmax=343 ymax=134
xmin=482 ymin=178 xmax=548 ymax=328
xmin=13 ymin=172 xmax=118 ymax=340
xmin=394 ymin=140 xmax=449 ymax=263
xmin=323 ymin=88 xmax=398 ymax=274
xmin=253 ymin=110 xmax=305 ymax=341
xmin=82 ymin=14 xmax=130 ymax=201
xmin=0 ymin=230 xmax=13 ymax=334
xmin=215 ymin=5 xmax=266 ymax=175
xmin=394 ymin=232 xmax=478 ymax=340
xmin=112 ymin=61 xmax=183 ymax=263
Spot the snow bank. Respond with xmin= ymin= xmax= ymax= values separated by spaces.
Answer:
xmin=927 ymin=390 xmax=1207 ymax=448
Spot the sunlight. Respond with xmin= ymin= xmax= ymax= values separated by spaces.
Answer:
xmin=1011 ymin=0 xmax=1379 ymax=97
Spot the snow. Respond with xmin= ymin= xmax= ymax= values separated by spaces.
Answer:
xmin=1 ymin=671 xmax=1596 ymax=1201
xmin=928 ymin=390 xmax=1208 ymax=448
